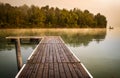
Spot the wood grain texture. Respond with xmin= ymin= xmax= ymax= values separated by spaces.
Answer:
xmin=17 ymin=36 xmax=90 ymax=78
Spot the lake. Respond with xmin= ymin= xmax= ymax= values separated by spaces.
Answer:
xmin=0 ymin=28 xmax=120 ymax=78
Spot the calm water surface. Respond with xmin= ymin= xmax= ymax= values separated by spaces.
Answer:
xmin=68 ymin=28 xmax=120 ymax=78
xmin=0 ymin=28 xmax=120 ymax=78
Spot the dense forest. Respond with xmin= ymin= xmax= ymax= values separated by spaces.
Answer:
xmin=0 ymin=2 xmax=107 ymax=28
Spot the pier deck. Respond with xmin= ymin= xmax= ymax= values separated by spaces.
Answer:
xmin=15 ymin=36 xmax=92 ymax=78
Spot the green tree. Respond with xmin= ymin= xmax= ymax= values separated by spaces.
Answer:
xmin=0 ymin=2 xmax=107 ymax=28
xmin=95 ymin=13 xmax=107 ymax=28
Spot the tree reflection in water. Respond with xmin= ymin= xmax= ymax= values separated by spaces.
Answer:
xmin=62 ymin=29 xmax=106 ymax=47
xmin=0 ymin=28 xmax=106 ymax=49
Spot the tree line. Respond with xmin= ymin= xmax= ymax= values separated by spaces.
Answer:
xmin=0 ymin=2 xmax=107 ymax=28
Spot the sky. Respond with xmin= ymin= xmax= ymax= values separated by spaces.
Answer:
xmin=0 ymin=0 xmax=120 ymax=28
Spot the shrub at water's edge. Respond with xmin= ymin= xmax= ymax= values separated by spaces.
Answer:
xmin=0 ymin=2 xmax=107 ymax=28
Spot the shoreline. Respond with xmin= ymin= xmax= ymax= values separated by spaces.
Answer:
xmin=0 ymin=28 xmax=106 ymax=30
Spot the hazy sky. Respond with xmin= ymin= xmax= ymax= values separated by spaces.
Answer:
xmin=0 ymin=0 xmax=120 ymax=27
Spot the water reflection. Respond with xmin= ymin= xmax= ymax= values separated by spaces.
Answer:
xmin=0 ymin=28 xmax=110 ymax=78
xmin=0 ymin=44 xmax=36 ymax=78
xmin=0 ymin=29 xmax=106 ymax=48
xmin=62 ymin=29 xmax=106 ymax=47
xmin=0 ymin=38 xmax=38 ymax=51
xmin=0 ymin=38 xmax=14 ymax=51
xmin=67 ymin=28 xmax=120 ymax=78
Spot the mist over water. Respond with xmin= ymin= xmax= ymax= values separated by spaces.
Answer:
xmin=0 ymin=1 xmax=120 ymax=78
xmin=0 ymin=28 xmax=120 ymax=78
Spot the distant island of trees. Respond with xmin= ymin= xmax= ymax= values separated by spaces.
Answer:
xmin=0 ymin=2 xmax=107 ymax=28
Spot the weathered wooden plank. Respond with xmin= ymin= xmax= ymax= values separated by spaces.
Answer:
xmin=68 ymin=63 xmax=78 ymax=78
xmin=41 ymin=44 xmax=47 ymax=63
xmin=56 ymin=43 xmax=67 ymax=62
xmin=63 ymin=63 xmax=72 ymax=78
xmin=18 ymin=64 xmax=29 ymax=78
xmin=15 ymin=38 xmax=23 ymax=70
xmin=76 ymin=63 xmax=90 ymax=78
xmin=36 ymin=63 xmax=44 ymax=78
xmin=23 ymin=64 xmax=34 ymax=78
xmin=53 ymin=44 xmax=57 ymax=63
xmin=42 ymin=63 xmax=49 ymax=78
xmin=37 ymin=44 xmax=45 ymax=63
xmin=54 ymin=63 xmax=60 ymax=78
xmin=49 ymin=63 xmax=54 ymax=78
xmin=32 ymin=44 xmax=43 ymax=63
xmin=30 ymin=64 xmax=39 ymax=78
xmin=59 ymin=63 xmax=66 ymax=78
xmin=61 ymin=43 xmax=79 ymax=62
xmin=59 ymin=43 xmax=74 ymax=62
xmin=73 ymin=63 xmax=83 ymax=78
xmin=30 ymin=44 xmax=41 ymax=63
xmin=15 ymin=36 xmax=91 ymax=78
xmin=45 ymin=44 xmax=50 ymax=63
xmin=59 ymin=43 xmax=69 ymax=62
xmin=49 ymin=44 xmax=53 ymax=63
xmin=54 ymin=43 xmax=61 ymax=62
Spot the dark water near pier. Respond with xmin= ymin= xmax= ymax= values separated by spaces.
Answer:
xmin=0 ymin=28 xmax=120 ymax=78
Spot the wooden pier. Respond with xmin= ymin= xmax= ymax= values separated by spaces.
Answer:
xmin=7 ymin=36 xmax=93 ymax=78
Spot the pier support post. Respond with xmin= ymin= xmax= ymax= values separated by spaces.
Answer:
xmin=15 ymin=38 xmax=23 ymax=70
